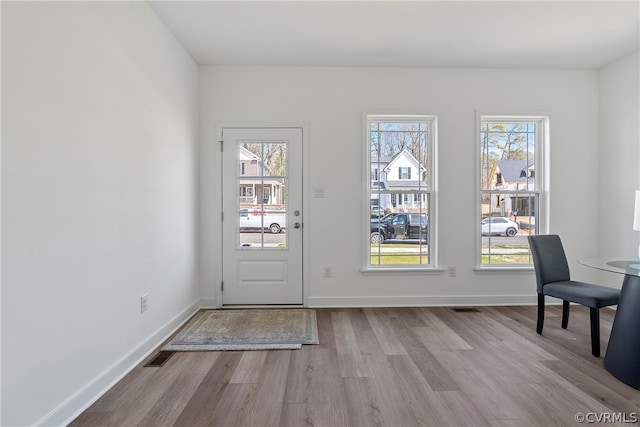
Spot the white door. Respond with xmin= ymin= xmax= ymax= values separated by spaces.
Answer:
xmin=221 ymin=127 xmax=303 ymax=305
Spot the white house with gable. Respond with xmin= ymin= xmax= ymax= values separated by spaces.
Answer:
xmin=371 ymin=149 xmax=427 ymax=213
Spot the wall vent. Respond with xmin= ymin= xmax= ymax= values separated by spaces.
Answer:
xmin=451 ymin=307 xmax=481 ymax=313
xmin=144 ymin=351 xmax=174 ymax=367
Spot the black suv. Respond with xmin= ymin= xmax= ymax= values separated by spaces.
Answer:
xmin=370 ymin=213 xmax=428 ymax=244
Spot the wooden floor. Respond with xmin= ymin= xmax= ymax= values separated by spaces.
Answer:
xmin=71 ymin=306 xmax=640 ymax=426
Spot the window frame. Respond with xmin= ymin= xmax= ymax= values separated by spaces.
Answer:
xmin=476 ymin=113 xmax=550 ymax=270
xmin=362 ymin=113 xmax=438 ymax=272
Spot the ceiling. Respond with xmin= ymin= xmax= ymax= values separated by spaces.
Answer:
xmin=148 ymin=1 xmax=640 ymax=69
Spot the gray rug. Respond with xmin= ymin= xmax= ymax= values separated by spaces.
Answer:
xmin=162 ymin=309 xmax=319 ymax=351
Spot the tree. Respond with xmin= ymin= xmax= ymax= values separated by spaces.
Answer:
xmin=243 ymin=142 xmax=287 ymax=177
xmin=480 ymin=122 xmax=533 ymax=190
xmin=370 ymin=121 xmax=429 ymax=183
xmin=482 ymin=123 xmax=529 ymax=160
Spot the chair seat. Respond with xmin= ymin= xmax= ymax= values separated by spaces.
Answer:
xmin=544 ymin=280 xmax=620 ymax=308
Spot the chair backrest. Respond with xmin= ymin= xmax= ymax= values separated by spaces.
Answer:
xmin=527 ymin=234 xmax=571 ymax=292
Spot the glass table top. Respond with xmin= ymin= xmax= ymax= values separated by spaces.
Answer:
xmin=578 ymin=257 xmax=640 ymax=277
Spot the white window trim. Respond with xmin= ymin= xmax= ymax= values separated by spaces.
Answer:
xmin=475 ymin=112 xmax=550 ymax=270
xmin=362 ymin=112 xmax=439 ymax=272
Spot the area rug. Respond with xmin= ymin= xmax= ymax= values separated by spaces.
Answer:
xmin=162 ymin=309 xmax=319 ymax=351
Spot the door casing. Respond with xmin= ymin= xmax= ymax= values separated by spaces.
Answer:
xmin=216 ymin=125 xmax=308 ymax=307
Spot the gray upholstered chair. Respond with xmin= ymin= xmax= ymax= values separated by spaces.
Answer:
xmin=528 ymin=234 xmax=620 ymax=357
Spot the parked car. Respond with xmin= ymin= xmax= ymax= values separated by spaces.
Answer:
xmin=371 ymin=206 xmax=384 ymax=218
xmin=371 ymin=212 xmax=428 ymax=244
xmin=239 ymin=209 xmax=286 ymax=234
xmin=481 ymin=217 xmax=519 ymax=237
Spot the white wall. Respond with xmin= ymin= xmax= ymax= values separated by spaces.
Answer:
xmin=598 ymin=51 xmax=640 ymax=261
xmin=200 ymin=66 xmax=602 ymax=307
xmin=2 ymin=4 xmax=634 ymax=424
xmin=1 ymin=2 xmax=199 ymax=425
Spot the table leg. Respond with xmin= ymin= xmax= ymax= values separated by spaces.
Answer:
xmin=604 ymin=274 xmax=640 ymax=389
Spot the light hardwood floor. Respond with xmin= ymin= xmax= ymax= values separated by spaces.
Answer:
xmin=70 ymin=306 xmax=640 ymax=426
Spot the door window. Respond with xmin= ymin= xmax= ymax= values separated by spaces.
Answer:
xmin=237 ymin=142 xmax=288 ymax=249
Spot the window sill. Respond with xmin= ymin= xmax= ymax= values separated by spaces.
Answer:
xmin=474 ymin=266 xmax=534 ymax=274
xmin=361 ymin=267 xmax=445 ymax=275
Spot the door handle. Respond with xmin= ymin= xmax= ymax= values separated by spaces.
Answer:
xmin=294 ymin=222 xmax=301 ymax=229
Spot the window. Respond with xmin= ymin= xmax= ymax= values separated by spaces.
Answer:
xmin=366 ymin=115 xmax=436 ymax=269
xmin=399 ymin=167 xmax=411 ymax=179
xmin=371 ymin=168 xmax=378 ymax=181
xmin=239 ymin=186 xmax=254 ymax=203
xmin=479 ymin=115 xmax=548 ymax=267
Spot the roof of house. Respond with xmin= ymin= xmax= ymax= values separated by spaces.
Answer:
xmin=384 ymin=149 xmax=426 ymax=173
xmin=239 ymin=145 xmax=260 ymax=162
xmin=496 ymin=160 xmax=534 ymax=183
xmin=371 ymin=155 xmax=394 ymax=165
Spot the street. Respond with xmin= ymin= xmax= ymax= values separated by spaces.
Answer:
xmin=239 ymin=230 xmax=287 ymax=247
xmin=482 ymin=234 xmax=529 ymax=246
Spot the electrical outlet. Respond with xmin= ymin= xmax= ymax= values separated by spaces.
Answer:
xmin=448 ymin=266 xmax=456 ymax=277
xmin=323 ymin=267 xmax=332 ymax=278
xmin=141 ymin=294 xmax=148 ymax=313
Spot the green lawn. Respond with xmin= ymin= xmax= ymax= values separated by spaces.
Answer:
xmin=370 ymin=244 xmax=531 ymax=265
xmin=482 ymin=244 xmax=531 ymax=264
xmin=481 ymin=254 xmax=532 ymax=264
xmin=370 ymin=244 xmax=428 ymax=265
xmin=370 ymin=254 xmax=429 ymax=264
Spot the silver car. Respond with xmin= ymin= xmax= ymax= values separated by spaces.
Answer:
xmin=481 ymin=217 xmax=519 ymax=237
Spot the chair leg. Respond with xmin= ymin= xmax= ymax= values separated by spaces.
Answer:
xmin=561 ymin=300 xmax=570 ymax=329
xmin=537 ymin=293 xmax=545 ymax=334
xmin=590 ymin=307 xmax=600 ymax=357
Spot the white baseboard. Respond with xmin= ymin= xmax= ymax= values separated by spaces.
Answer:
xmin=199 ymin=297 xmax=218 ymax=309
xmin=42 ymin=300 xmax=200 ymax=427
xmin=307 ymin=294 xmax=539 ymax=307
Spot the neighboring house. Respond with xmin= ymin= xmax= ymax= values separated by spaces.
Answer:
xmin=238 ymin=146 xmax=285 ymax=209
xmin=371 ymin=149 xmax=427 ymax=212
xmin=488 ymin=159 xmax=535 ymax=217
